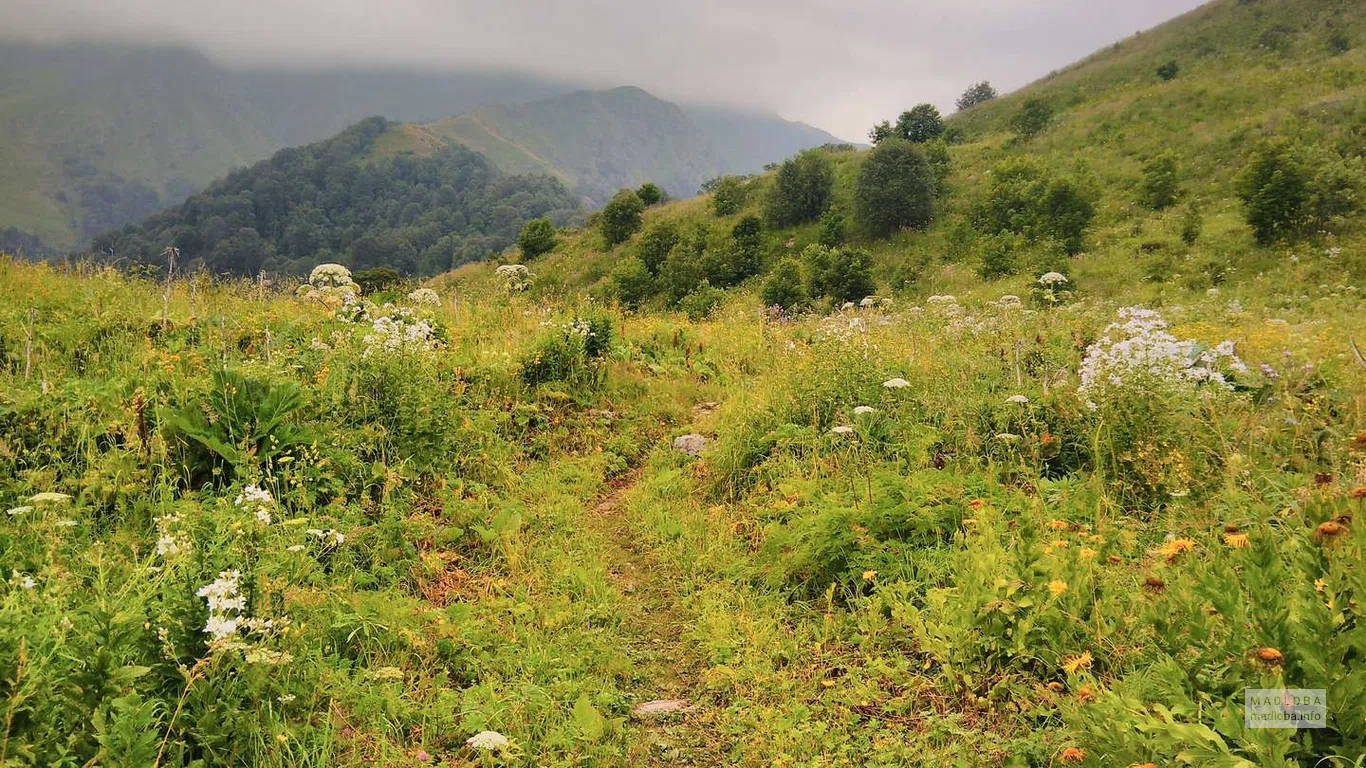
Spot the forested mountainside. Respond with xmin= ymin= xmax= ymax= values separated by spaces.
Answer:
xmin=90 ymin=117 xmax=579 ymax=277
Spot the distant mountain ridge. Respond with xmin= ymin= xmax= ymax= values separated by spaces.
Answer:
xmin=0 ymin=41 xmax=845 ymax=249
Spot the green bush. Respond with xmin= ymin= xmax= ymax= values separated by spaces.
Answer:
xmin=1238 ymin=139 xmax=1311 ymax=245
xmin=806 ymin=245 xmax=875 ymax=305
xmin=518 ymin=313 xmax=614 ymax=388
xmin=1011 ymin=98 xmax=1054 ymax=140
xmin=977 ymin=233 xmax=1020 ymax=279
xmin=611 ymin=257 xmax=655 ymax=308
xmin=707 ymin=176 xmax=747 ymax=216
xmin=679 ymin=283 xmax=726 ymax=321
xmin=599 ymin=189 xmax=645 ymax=247
xmin=761 ymin=258 xmax=809 ymax=311
xmin=636 ymin=182 xmax=664 ymax=207
xmin=637 ymin=221 xmax=680 ymax=275
xmin=1139 ymin=153 xmax=1181 ymax=210
xmin=895 ymin=104 xmax=945 ymax=144
xmin=517 ymin=217 xmax=558 ymax=259
xmin=976 ymin=158 xmax=1096 ymax=254
xmin=766 ymin=149 xmax=834 ymax=227
xmin=817 ymin=210 xmax=847 ymax=248
xmin=1156 ymin=60 xmax=1180 ymax=81
xmin=659 ymin=244 xmax=706 ymax=304
xmin=854 ymin=139 xmax=937 ymax=238
xmin=955 ymin=81 xmax=998 ymax=111
xmin=1180 ymin=200 xmax=1204 ymax=245
xmin=352 ymin=267 xmax=401 ymax=295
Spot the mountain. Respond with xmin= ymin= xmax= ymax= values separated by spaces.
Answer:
xmin=378 ymin=87 xmax=841 ymax=208
xmin=0 ymin=41 xmax=843 ymax=249
xmin=90 ymin=117 xmax=579 ymax=277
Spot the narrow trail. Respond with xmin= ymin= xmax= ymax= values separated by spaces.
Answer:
xmin=586 ymin=402 xmax=725 ymax=766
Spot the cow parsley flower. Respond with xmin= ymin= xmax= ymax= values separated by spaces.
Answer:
xmin=407 ymin=288 xmax=441 ymax=306
xmin=1038 ymin=272 xmax=1069 ymax=286
xmin=466 ymin=731 xmax=509 ymax=751
xmin=882 ymin=378 xmax=911 ymax=389
xmin=496 ymin=264 xmax=532 ymax=292
xmin=308 ymin=263 xmax=354 ymax=288
xmin=1006 ymin=395 xmax=1029 ymax=405
xmin=362 ymin=315 xmax=441 ymax=358
xmin=831 ymin=425 xmax=855 ymax=435
xmin=852 ymin=406 xmax=877 ymax=416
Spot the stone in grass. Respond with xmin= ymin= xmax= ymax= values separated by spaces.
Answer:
xmin=631 ymin=699 xmax=690 ymax=719
xmin=672 ymin=434 xmax=707 ymax=456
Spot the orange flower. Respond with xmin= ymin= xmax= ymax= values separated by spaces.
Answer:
xmin=1155 ymin=538 xmax=1195 ymax=561
xmin=1315 ymin=521 xmax=1347 ymax=541
xmin=1052 ymin=539 xmax=1071 ymax=549
xmin=968 ymin=499 xmax=986 ymax=510
xmin=1079 ymin=547 xmax=1098 ymax=560
xmin=1350 ymin=486 xmax=1366 ymax=501
xmin=1048 ymin=520 xmax=1069 ymax=531
xmin=1046 ymin=681 xmax=1065 ymax=692
xmin=1255 ymin=647 xmax=1284 ymax=665
xmin=1059 ymin=747 xmax=1087 ymax=764
xmin=1143 ymin=576 xmax=1166 ymax=593
xmin=1132 ymin=764 xmax=1158 ymax=768
xmin=1063 ymin=651 xmax=1094 ymax=675
xmin=1107 ymin=555 xmax=1124 ymax=565
xmin=1223 ymin=532 xmax=1250 ymax=549
xmin=1351 ymin=432 xmax=1366 ymax=451
xmin=1075 ymin=685 xmax=1095 ymax=703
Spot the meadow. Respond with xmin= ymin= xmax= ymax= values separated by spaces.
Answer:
xmin=2 ymin=248 xmax=1364 ymax=766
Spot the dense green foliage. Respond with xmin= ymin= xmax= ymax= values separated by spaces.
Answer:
xmin=707 ymin=176 xmax=747 ymax=216
xmin=90 ymin=118 xmax=579 ymax=277
xmin=760 ymin=257 xmax=808 ymax=311
xmin=976 ymin=158 xmax=1096 ymax=255
xmin=870 ymin=103 xmax=946 ymax=145
xmin=636 ymin=183 xmax=665 ymax=207
xmin=1139 ymin=153 xmax=1182 ymax=210
xmin=853 ymin=140 xmax=938 ymax=237
xmin=1010 ymin=97 xmax=1054 ymax=140
xmin=765 ymin=150 xmax=835 ymax=227
xmin=518 ymin=218 xmax=559 ymax=259
xmin=600 ymin=189 xmax=646 ymax=248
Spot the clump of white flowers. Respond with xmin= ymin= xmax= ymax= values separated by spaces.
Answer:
xmin=11 ymin=570 xmax=36 ymax=591
xmin=853 ymin=405 xmax=877 ymax=416
xmin=197 ymin=570 xmax=246 ymax=642
xmin=154 ymin=511 xmax=191 ymax=557
xmin=496 ymin=264 xmax=532 ymax=292
xmin=234 ymin=484 xmax=275 ymax=524
xmin=883 ymin=378 xmax=911 ymax=389
xmin=1034 ymin=272 xmax=1074 ymax=307
xmin=1006 ymin=394 xmax=1029 ymax=405
xmin=362 ymin=314 xmax=441 ymax=358
xmin=305 ymin=528 xmax=346 ymax=546
xmin=407 ymin=287 xmax=441 ymax=306
xmin=1078 ymin=307 xmax=1247 ymax=408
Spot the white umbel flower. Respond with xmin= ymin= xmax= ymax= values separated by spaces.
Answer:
xmin=853 ymin=406 xmax=877 ymax=416
xmin=1006 ymin=395 xmax=1029 ymax=405
xmin=466 ymin=730 xmax=509 ymax=751
xmin=882 ymin=378 xmax=911 ymax=389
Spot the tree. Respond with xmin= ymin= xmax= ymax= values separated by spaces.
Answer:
xmin=818 ymin=210 xmax=846 ymax=247
xmin=1237 ymin=139 xmax=1311 ymax=246
xmin=1156 ymin=61 xmax=1180 ymax=81
xmin=637 ymin=182 xmax=665 ymax=207
xmin=708 ymin=176 xmax=746 ymax=216
xmin=895 ymin=104 xmax=945 ymax=144
xmin=1139 ymin=154 xmax=1181 ymax=210
xmin=868 ymin=120 xmax=895 ymax=145
xmin=353 ymin=267 xmax=401 ymax=294
xmin=600 ymin=189 xmax=645 ymax=247
xmin=766 ymin=150 xmax=835 ymax=227
xmin=637 ymin=221 xmax=680 ymax=275
xmin=517 ymin=218 xmax=558 ymax=259
xmin=658 ymin=245 xmax=705 ymax=304
xmin=1011 ymin=98 xmax=1054 ymax=140
xmin=956 ymin=81 xmax=999 ymax=112
xmin=761 ymin=258 xmax=808 ymax=311
xmin=854 ymin=139 xmax=937 ymax=238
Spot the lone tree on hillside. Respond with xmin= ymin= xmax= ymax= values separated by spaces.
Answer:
xmin=517 ymin=218 xmax=558 ymax=259
xmin=600 ymin=190 xmax=645 ymax=247
xmin=854 ymin=139 xmax=937 ymax=238
xmin=765 ymin=149 xmax=835 ymax=227
xmin=1011 ymin=98 xmax=1054 ymax=140
xmin=896 ymin=104 xmax=945 ymax=144
xmin=956 ymin=81 xmax=999 ymax=111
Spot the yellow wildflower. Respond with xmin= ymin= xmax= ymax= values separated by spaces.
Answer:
xmin=1048 ymin=580 xmax=1069 ymax=597
xmin=1223 ymin=532 xmax=1250 ymax=549
xmin=1079 ymin=547 xmax=1098 ymax=560
xmin=861 ymin=570 xmax=878 ymax=582
xmin=1155 ymin=538 xmax=1195 ymax=561
xmin=1062 ymin=651 xmax=1093 ymax=675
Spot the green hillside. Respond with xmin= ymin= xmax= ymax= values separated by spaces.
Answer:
xmin=0 ymin=43 xmax=844 ymax=249
xmin=90 ymin=117 xmax=580 ymax=276
xmin=470 ymin=0 xmax=1364 ymax=309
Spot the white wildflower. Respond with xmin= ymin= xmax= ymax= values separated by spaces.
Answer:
xmin=1006 ymin=395 xmax=1029 ymax=405
xmin=235 ymin=485 xmax=274 ymax=525
xmin=308 ymin=263 xmax=354 ymax=288
xmin=407 ymin=288 xmax=441 ymax=306
xmin=882 ymin=378 xmax=911 ymax=389
xmin=831 ymin=425 xmax=855 ymax=435
xmin=466 ymin=731 xmax=510 ymax=751
xmin=197 ymin=570 xmax=246 ymax=641
xmin=1038 ymin=272 xmax=1069 ymax=286
xmin=853 ymin=406 xmax=877 ymax=416
xmin=859 ymin=296 xmax=878 ymax=308
xmin=496 ymin=264 xmax=532 ymax=292
xmin=13 ymin=571 xmax=36 ymax=591
xmin=29 ymin=492 xmax=72 ymax=505
xmin=287 ymin=545 xmax=305 ymax=553
xmin=1078 ymin=307 xmax=1245 ymax=402
xmin=6 ymin=506 xmax=32 ymax=517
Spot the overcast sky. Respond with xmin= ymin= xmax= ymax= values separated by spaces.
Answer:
xmin=1 ymin=0 xmax=1208 ymax=140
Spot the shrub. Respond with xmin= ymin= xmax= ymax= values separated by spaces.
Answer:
xmin=1180 ymin=201 xmax=1203 ymax=245
xmin=518 ymin=313 xmax=614 ymax=388
xmin=1156 ymin=60 xmax=1180 ymax=81
xmin=956 ymin=81 xmax=998 ymax=111
xmin=352 ymin=267 xmax=401 ymax=295
xmin=637 ymin=221 xmax=680 ymax=275
xmin=895 ymin=104 xmax=945 ymax=144
xmin=818 ymin=210 xmax=846 ymax=248
xmin=517 ymin=218 xmax=558 ymax=259
xmin=854 ymin=140 xmax=937 ymax=238
xmin=761 ymin=258 xmax=809 ymax=311
xmin=636 ymin=183 xmax=665 ymax=207
xmin=599 ymin=190 xmax=645 ymax=247
xmin=611 ymin=257 xmax=655 ymax=309
xmin=977 ymin=233 xmax=1020 ymax=280
xmin=868 ymin=121 xmax=894 ymax=145
xmin=708 ymin=176 xmax=746 ymax=216
xmin=1139 ymin=153 xmax=1181 ymax=210
xmin=1237 ymin=139 xmax=1311 ymax=245
xmin=679 ymin=283 xmax=726 ymax=321
xmin=976 ymin=158 xmax=1095 ymax=254
xmin=1011 ymin=98 xmax=1053 ymax=140
xmin=806 ymin=245 xmax=875 ymax=305
xmin=658 ymin=245 xmax=706 ymax=304
xmin=766 ymin=150 xmax=834 ymax=227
